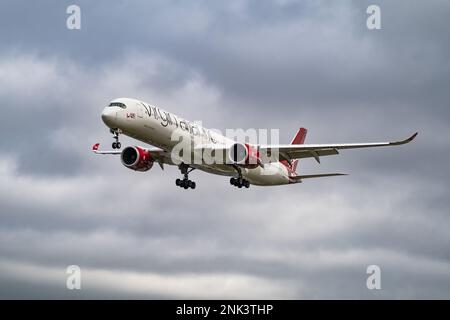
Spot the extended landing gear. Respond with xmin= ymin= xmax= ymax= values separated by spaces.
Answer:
xmin=230 ymin=177 xmax=250 ymax=188
xmin=230 ymin=165 xmax=250 ymax=188
xmin=176 ymin=163 xmax=196 ymax=190
xmin=176 ymin=178 xmax=196 ymax=189
xmin=111 ymin=128 xmax=121 ymax=149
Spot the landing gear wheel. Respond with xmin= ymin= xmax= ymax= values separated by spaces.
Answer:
xmin=231 ymin=165 xmax=249 ymax=189
xmin=230 ymin=175 xmax=250 ymax=189
xmin=111 ymin=129 xmax=121 ymax=150
xmin=176 ymin=164 xmax=197 ymax=190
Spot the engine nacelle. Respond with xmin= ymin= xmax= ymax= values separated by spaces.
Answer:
xmin=228 ymin=143 xmax=261 ymax=168
xmin=121 ymin=146 xmax=154 ymax=172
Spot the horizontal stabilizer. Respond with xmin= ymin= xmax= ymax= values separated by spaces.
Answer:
xmin=292 ymin=173 xmax=347 ymax=181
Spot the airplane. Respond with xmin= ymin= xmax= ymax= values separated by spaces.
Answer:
xmin=93 ymin=97 xmax=417 ymax=190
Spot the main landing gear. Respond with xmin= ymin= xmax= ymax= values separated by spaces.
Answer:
xmin=176 ymin=163 xmax=196 ymax=190
xmin=230 ymin=165 xmax=250 ymax=188
xmin=111 ymin=128 xmax=121 ymax=149
xmin=230 ymin=177 xmax=250 ymax=188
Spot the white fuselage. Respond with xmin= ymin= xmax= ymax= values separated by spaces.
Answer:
xmin=101 ymin=97 xmax=291 ymax=186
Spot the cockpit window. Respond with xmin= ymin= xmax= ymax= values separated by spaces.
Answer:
xmin=108 ymin=102 xmax=126 ymax=109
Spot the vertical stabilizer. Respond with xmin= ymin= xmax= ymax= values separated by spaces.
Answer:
xmin=280 ymin=127 xmax=307 ymax=173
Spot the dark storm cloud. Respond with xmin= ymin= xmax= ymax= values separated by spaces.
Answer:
xmin=0 ymin=0 xmax=449 ymax=298
xmin=3 ymin=0 xmax=446 ymax=110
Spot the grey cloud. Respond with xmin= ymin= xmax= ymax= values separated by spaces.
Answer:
xmin=0 ymin=0 xmax=449 ymax=299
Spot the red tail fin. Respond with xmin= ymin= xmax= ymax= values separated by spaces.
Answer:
xmin=287 ymin=128 xmax=307 ymax=173
xmin=291 ymin=127 xmax=307 ymax=145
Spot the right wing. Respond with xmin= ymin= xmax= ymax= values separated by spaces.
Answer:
xmin=260 ymin=132 xmax=418 ymax=163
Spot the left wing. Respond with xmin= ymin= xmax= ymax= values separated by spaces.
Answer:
xmin=259 ymin=132 xmax=418 ymax=163
xmin=92 ymin=143 xmax=174 ymax=168
xmin=92 ymin=143 xmax=121 ymax=155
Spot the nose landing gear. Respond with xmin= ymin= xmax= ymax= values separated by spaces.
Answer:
xmin=176 ymin=163 xmax=196 ymax=190
xmin=111 ymin=129 xmax=121 ymax=149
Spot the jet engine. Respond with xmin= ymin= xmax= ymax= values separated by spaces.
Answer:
xmin=227 ymin=143 xmax=261 ymax=168
xmin=121 ymin=146 xmax=154 ymax=171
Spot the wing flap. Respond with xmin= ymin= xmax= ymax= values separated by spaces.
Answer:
xmin=288 ymin=148 xmax=339 ymax=160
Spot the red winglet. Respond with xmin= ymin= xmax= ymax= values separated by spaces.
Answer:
xmin=92 ymin=143 xmax=100 ymax=151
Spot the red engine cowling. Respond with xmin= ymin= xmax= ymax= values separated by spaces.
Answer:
xmin=121 ymin=146 xmax=154 ymax=171
xmin=228 ymin=143 xmax=261 ymax=168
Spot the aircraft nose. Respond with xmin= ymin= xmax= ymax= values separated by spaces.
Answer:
xmin=101 ymin=107 xmax=116 ymax=126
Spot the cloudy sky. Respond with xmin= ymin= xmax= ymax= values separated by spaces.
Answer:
xmin=0 ymin=0 xmax=449 ymax=299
